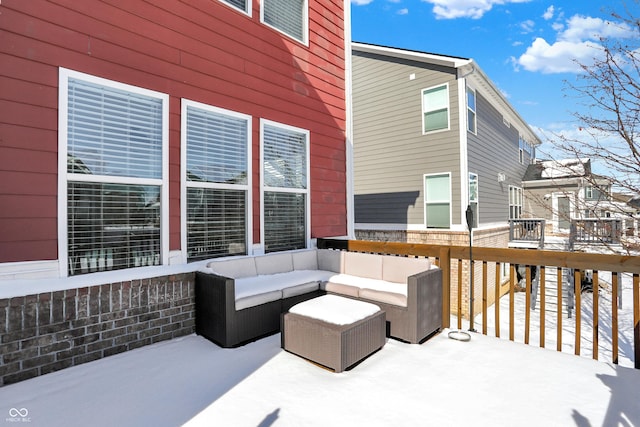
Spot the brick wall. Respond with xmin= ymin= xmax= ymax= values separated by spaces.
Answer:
xmin=0 ymin=273 xmax=195 ymax=386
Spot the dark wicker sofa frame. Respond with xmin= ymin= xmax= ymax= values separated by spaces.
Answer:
xmin=195 ymin=265 xmax=442 ymax=348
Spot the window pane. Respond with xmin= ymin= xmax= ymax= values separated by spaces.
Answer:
xmin=263 ymin=124 xmax=307 ymax=189
xmin=423 ymin=86 xmax=447 ymax=110
xmin=469 ymin=174 xmax=478 ymax=202
xmin=467 ymin=88 xmax=476 ymax=110
xmin=426 ymin=174 xmax=450 ymax=201
xmin=264 ymin=192 xmax=306 ymax=252
xmin=424 ymin=109 xmax=448 ymax=132
xmin=468 ymin=110 xmax=476 ymax=133
xmin=187 ymin=188 xmax=246 ymax=261
xmin=426 ymin=203 xmax=450 ymax=228
xmin=67 ymin=78 xmax=163 ymax=179
xmin=186 ymin=106 xmax=247 ymax=184
xmin=263 ymin=0 xmax=304 ymax=41
xmin=68 ymin=183 xmax=160 ymax=275
xmin=222 ymin=0 xmax=247 ymax=12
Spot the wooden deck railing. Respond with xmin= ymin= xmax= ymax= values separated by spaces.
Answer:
xmin=570 ymin=218 xmax=623 ymax=245
xmin=509 ymin=219 xmax=545 ymax=247
xmin=317 ymin=238 xmax=640 ymax=369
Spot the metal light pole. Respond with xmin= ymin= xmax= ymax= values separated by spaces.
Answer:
xmin=466 ymin=205 xmax=476 ymax=332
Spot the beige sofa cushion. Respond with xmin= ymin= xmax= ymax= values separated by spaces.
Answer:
xmin=207 ymin=257 xmax=257 ymax=279
xmin=343 ymin=251 xmax=383 ymax=280
xmin=322 ymin=282 xmax=360 ymax=297
xmin=236 ymin=290 xmax=282 ymax=311
xmin=317 ymin=249 xmax=342 ymax=273
xmin=255 ymin=252 xmax=293 ymax=275
xmin=382 ymin=256 xmax=431 ymax=283
xmin=292 ymin=250 xmax=318 ymax=270
xmin=359 ymin=288 xmax=407 ymax=307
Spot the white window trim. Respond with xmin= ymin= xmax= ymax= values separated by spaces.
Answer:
xmin=467 ymin=86 xmax=477 ymax=135
xmin=421 ymin=83 xmax=450 ymax=135
xmin=469 ymin=172 xmax=479 ymax=226
xmin=509 ymin=185 xmax=523 ymax=220
xmin=218 ymin=0 xmax=252 ymax=17
xmin=260 ymin=119 xmax=311 ymax=252
xmin=180 ymin=99 xmax=253 ymax=262
xmin=58 ymin=68 xmax=170 ymax=277
xmin=260 ymin=0 xmax=309 ymax=46
xmin=423 ymin=172 xmax=452 ymax=229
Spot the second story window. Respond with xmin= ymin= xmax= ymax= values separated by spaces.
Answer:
xmin=422 ymin=84 xmax=449 ymax=133
xmin=509 ymin=186 xmax=523 ymax=219
xmin=262 ymin=0 xmax=307 ymax=44
xmin=220 ymin=0 xmax=250 ymax=15
xmin=467 ymin=87 xmax=477 ymax=134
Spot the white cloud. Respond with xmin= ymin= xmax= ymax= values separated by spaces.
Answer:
xmin=520 ymin=19 xmax=535 ymax=33
xmin=513 ymin=14 xmax=639 ymax=74
xmin=397 ymin=8 xmax=409 ymax=15
xmin=421 ymin=0 xmax=531 ymax=20
xmin=542 ymin=5 xmax=554 ymax=20
xmin=515 ymin=37 xmax=600 ymax=73
xmin=352 ymin=0 xmax=374 ymax=5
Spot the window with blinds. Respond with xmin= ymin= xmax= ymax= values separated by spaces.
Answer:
xmin=262 ymin=121 xmax=309 ymax=253
xmin=424 ymin=173 xmax=451 ymax=229
xmin=184 ymin=102 xmax=250 ymax=261
xmin=63 ymin=71 xmax=167 ymax=276
xmin=220 ymin=0 xmax=249 ymax=14
xmin=262 ymin=0 xmax=307 ymax=43
xmin=422 ymin=84 xmax=449 ymax=133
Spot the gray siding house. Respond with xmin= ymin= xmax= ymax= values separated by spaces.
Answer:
xmin=352 ymin=43 xmax=541 ymax=245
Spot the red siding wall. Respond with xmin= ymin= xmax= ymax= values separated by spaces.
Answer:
xmin=0 ymin=0 xmax=347 ymax=263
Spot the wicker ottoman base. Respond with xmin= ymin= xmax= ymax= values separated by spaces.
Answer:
xmin=282 ymin=296 xmax=386 ymax=373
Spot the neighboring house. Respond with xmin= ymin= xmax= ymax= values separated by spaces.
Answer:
xmin=0 ymin=0 xmax=350 ymax=384
xmin=351 ymin=43 xmax=541 ymax=247
xmin=522 ymin=158 xmax=614 ymax=233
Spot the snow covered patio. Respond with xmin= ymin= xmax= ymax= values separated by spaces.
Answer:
xmin=2 ymin=328 xmax=639 ymax=426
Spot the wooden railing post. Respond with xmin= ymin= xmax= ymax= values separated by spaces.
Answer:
xmin=439 ymin=246 xmax=451 ymax=329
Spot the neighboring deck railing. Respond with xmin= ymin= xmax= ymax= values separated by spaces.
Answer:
xmin=570 ymin=218 xmax=623 ymax=245
xmin=318 ymin=238 xmax=640 ymax=369
xmin=509 ymin=219 xmax=545 ymax=248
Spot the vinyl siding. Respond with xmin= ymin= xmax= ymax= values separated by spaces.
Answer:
xmin=467 ymin=91 xmax=530 ymax=224
xmin=352 ymin=51 xmax=461 ymax=226
xmin=0 ymin=0 xmax=347 ymax=263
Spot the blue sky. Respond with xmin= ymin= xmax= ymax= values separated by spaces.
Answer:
xmin=350 ymin=0 xmax=637 ymax=157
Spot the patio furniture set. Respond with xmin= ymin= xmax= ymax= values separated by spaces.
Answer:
xmin=195 ymin=248 xmax=443 ymax=372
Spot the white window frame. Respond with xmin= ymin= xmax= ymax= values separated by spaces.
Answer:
xmin=424 ymin=172 xmax=452 ymax=229
xmin=469 ymin=172 xmax=479 ymax=228
xmin=467 ymin=86 xmax=477 ymax=135
xmin=58 ymin=68 xmax=169 ymax=277
xmin=509 ymin=185 xmax=523 ymax=220
xmin=218 ymin=0 xmax=252 ymax=16
xmin=180 ymin=99 xmax=253 ymax=261
xmin=260 ymin=119 xmax=311 ymax=252
xmin=422 ymin=83 xmax=450 ymax=134
xmin=260 ymin=0 xmax=309 ymax=45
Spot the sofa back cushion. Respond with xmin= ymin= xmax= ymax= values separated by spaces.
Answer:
xmin=343 ymin=252 xmax=383 ymax=280
xmin=382 ymin=256 xmax=431 ymax=283
xmin=207 ymin=257 xmax=257 ymax=279
xmin=255 ymin=252 xmax=293 ymax=275
xmin=317 ymin=249 xmax=342 ymax=273
xmin=292 ymin=249 xmax=318 ymax=270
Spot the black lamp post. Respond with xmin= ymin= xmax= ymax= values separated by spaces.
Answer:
xmin=466 ymin=205 xmax=476 ymax=332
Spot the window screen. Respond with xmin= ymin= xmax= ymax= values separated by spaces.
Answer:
xmin=423 ymin=85 xmax=449 ymax=133
xmin=263 ymin=0 xmax=305 ymax=42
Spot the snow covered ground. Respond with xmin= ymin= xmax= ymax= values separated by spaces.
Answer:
xmin=1 ymin=268 xmax=637 ymax=426
xmin=1 ymin=328 xmax=639 ymax=425
xmin=473 ymin=269 xmax=637 ymax=368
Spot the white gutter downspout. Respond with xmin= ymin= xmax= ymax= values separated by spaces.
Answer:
xmin=344 ymin=0 xmax=355 ymax=238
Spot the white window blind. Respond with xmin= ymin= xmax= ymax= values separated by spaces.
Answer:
xmin=262 ymin=122 xmax=308 ymax=253
xmin=423 ymin=84 xmax=449 ymax=133
xmin=221 ymin=0 xmax=248 ymax=13
xmin=185 ymin=103 xmax=249 ymax=261
xmin=425 ymin=173 xmax=451 ymax=229
xmin=65 ymin=76 xmax=165 ymax=276
xmin=263 ymin=0 xmax=305 ymax=42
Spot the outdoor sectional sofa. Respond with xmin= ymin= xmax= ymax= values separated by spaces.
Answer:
xmin=195 ymin=248 xmax=443 ymax=348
